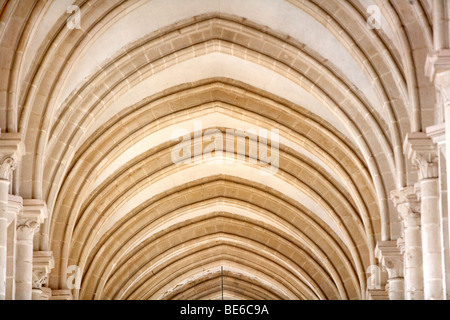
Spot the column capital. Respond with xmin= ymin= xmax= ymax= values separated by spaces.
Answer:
xmin=17 ymin=200 xmax=48 ymax=238
xmin=391 ymin=186 xmax=420 ymax=221
xmin=376 ymin=241 xmax=404 ymax=279
xmin=0 ymin=133 xmax=24 ymax=181
xmin=404 ymin=132 xmax=438 ymax=180
xmin=425 ymin=50 xmax=450 ymax=82
xmin=32 ymin=251 xmax=54 ymax=290
xmin=16 ymin=218 xmax=40 ymax=237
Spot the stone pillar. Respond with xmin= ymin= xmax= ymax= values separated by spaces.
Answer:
xmin=376 ymin=241 xmax=404 ymax=300
xmin=0 ymin=134 xmax=23 ymax=300
xmin=405 ymin=133 xmax=444 ymax=299
xmin=5 ymin=195 xmax=22 ymax=300
xmin=427 ymin=123 xmax=450 ymax=299
xmin=15 ymin=218 xmax=39 ymax=300
xmin=32 ymin=251 xmax=54 ymax=300
xmin=15 ymin=200 xmax=47 ymax=300
xmin=391 ymin=186 xmax=423 ymax=299
xmin=426 ymin=41 xmax=450 ymax=300
xmin=0 ymin=179 xmax=9 ymax=300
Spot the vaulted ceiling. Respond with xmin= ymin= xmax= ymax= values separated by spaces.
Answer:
xmin=0 ymin=0 xmax=435 ymax=299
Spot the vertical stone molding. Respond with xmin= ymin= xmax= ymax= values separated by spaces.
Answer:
xmin=32 ymin=251 xmax=54 ymax=300
xmin=376 ymin=241 xmax=404 ymax=300
xmin=427 ymin=123 xmax=446 ymax=152
xmin=425 ymin=0 xmax=450 ymax=82
xmin=0 ymin=133 xmax=23 ymax=300
xmin=405 ymin=133 xmax=444 ymax=299
xmin=15 ymin=200 xmax=47 ymax=300
xmin=391 ymin=186 xmax=423 ymax=300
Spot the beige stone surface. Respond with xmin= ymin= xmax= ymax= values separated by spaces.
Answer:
xmin=0 ymin=0 xmax=448 ymax=300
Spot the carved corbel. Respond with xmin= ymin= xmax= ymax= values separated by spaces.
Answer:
xmin=32 ymin=270 xmax=48 ymax=289
xmin=0 ymin=156 xmax=17 ymax=181
xmin=0 ymin=133 xmax=24 ymax=182
xmin=32 ymin=251 xmax=54 ymax=300
xmin=376 ymin=241 xmax=404 ymax=280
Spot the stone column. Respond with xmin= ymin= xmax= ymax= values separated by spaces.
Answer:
xmin=15 ymin=218 xmax=39 ymax=300
xmin=427 ymin=123 xmax=450 ymax=299
xmin=0 ymin=134 xmax=23 ymax=300
xmin=376 ymin=241 xmax=404 ymax=300
xmin=0 ymin=178 xmax=9 ymax=300
xmin=15 ymin=200 xmax=47 ymax=300
xmin=405 ymin=133 xmax=444 ymax=299
xmin=6 ymin=195 xmax=22 ymax=300
xmin=433 ymin=71 xmax=450 ymax=230
xmin=426 ymin=42 xmax=450 ymax=300
xmin=391 ymin=186 xmax=423 ymax=299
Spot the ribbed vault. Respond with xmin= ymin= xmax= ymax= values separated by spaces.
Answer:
xmin=0 ymin=0 xmax=435 ymax=300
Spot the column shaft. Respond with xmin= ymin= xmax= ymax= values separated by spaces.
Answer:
xmin=445 ymin=104 xmax=450 ymax=245
xmin=421 ymin=178 xmax=444 ymax=299
xmin=388 ymin=278 xmax=405 ymax=300
xmin=437 ymin=147 xmax=450 ymax=299
xmin=445 ymin=107 xmax=450 ymax=297
xmin=404 ymin=212 xmax=424 ymax=299
xmin=0 ymin=180 xmax=9 ymax=300
xmin=15 ymin=226 xmax=34 ymax=300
